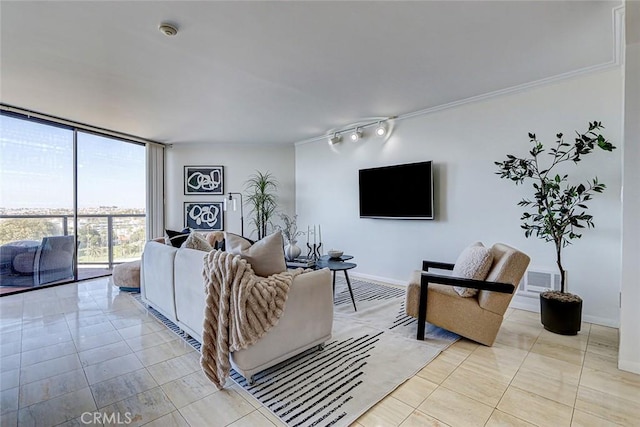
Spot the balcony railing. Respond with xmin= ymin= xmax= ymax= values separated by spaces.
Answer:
xmin=0 ymin=213 xmax=146 ymax=270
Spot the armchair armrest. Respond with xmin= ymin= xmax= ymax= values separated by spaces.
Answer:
xmin=421 ymin=272 xmax=514 ymax=294
xmin=415 ymin=272 xmax=514 ymax=341
xmin=422 ymin=260 xmax=455 ymax=271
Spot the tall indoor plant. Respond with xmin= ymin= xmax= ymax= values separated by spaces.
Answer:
xmin=495 ymin=121 xmax=615 ymax=334
xmin=244 ymin=171 xmax=278 ymax=240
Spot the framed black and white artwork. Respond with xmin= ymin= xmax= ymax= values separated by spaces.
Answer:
xmin=184 ymin=202 xmax=224 ymax=231
xmin=184 ymin=166 xmax=224 ymax=195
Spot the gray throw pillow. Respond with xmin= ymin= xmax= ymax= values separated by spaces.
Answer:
xmin=224 ymin=231 xmax=286 ymax=277
xmin=452 ymin=242 xmax=494 ymax=297
xmin=181 ymin=232 xmax=213 ymax=252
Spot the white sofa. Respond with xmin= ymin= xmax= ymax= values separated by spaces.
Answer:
xmin=140 ymin=240 xmax=333 ymax=382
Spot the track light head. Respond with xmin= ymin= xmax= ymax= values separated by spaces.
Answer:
xmin=375 ymin=122 xmax=387 ymax=137
xmin=350 ymin=128 xmax=363 ymax=142
xmin=328 ymin=133 xmax=342 ymax=145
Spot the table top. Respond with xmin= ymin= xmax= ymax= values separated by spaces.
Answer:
xmin=318 ymin=254 xmax=354 ymax=262
xmin=316 ymin=260 xmax=357 ymax=271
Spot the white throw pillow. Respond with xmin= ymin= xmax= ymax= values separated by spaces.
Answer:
xmin=181 ymin=232 xmax=213 ymax=252
xmin=452 ymin=242 xmax=494 ymax=297
xmin=224 ymin=231 xmax=287 ymax=277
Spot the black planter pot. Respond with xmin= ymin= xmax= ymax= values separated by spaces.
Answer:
xmin=540 ymin=293 xmax=582 ymax=335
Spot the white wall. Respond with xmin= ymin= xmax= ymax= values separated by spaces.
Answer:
xmin=165 ymin=143 xmax=295 ymax=240
xmin=296 ymin=69 xmax=623 ymax=327
xmin=619 ymin=0 xmax=640 ymax=374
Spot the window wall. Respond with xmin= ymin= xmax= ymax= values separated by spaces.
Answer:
xmin=76 ymin=132 xmax=146 ymax=273
xmin=0 ymin=112 xmax=147 ymax=295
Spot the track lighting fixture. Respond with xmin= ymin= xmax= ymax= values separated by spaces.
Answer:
xmin=328 ymin=133 xmax=342 ymax=145
xmin=320 ymin=116 xmax=394 ymax=146
xmin=350 ymin=128 xmax=363 ymax=142
xmin=375 ymin=122 xmax=387 ymax=137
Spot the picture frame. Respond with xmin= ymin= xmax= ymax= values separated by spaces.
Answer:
xmin=184 ymin=202 xmax=224 ymax=231
xmin=184 ymin=165 xmax=224 ymax=195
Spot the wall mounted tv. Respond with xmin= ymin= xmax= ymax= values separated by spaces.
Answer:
xmin=359 ymin=161 xmax=434 ymax=219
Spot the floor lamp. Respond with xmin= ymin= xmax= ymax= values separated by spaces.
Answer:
xmin=225 ymin=192 xmax=244 ymax=236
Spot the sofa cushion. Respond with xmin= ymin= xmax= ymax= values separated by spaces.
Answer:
xmin=224 ymin=231 xmax=286 ymax=277
xmin=452 ymin=242 xmax=494 ymax=297
xmin=165 ymin=228 xmax=191 ymax=247
xmin=181 ymin=232 xmax=213 ymax=252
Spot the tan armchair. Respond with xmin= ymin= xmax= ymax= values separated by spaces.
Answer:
xmin=405 ymin=243 xmax=530 ymax=346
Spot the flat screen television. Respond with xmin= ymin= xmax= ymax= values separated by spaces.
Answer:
xmin=359 ymin=161 xmax=434 ymax=219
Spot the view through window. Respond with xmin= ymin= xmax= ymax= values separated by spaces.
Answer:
xmin=0 ymin=113 xmax=146 ymax=295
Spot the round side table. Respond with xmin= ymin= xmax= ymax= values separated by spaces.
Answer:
xmin=316 ymin=257 xmax=357 ymax=311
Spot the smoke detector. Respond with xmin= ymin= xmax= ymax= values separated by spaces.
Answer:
xmin=159 ymin=23 xmax=178 ymax=37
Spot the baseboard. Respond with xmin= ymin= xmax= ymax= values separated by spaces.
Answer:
xmin=510 ymin=295 xmax=619 ymax=327
xmin=618 ymin=360 xmax=640 ymax=375
xmin=582 ymin=315 xmax=619 ymax=328
xmin=353 ymin=273 xmax=620 ymax=328
xmin=509 ymin=297 xmax=540 ymax=313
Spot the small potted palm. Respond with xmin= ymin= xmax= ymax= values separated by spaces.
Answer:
xmin=495 ymin=121 xmax=616 ymax=335
xmin=244 ymin=171 xmax=278 ymax=240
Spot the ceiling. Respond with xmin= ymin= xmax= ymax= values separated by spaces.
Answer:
xmin=0 ymin=1 xmax=621 ymax=145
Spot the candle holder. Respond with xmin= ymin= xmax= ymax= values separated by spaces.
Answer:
xmin=306 ymin=242 xmax=322 ymax=260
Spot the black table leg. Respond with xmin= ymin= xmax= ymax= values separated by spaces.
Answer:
xmin=343 ymin=270 xmax=357 ymax=311
xmin=332 ymin=271 xmax=336 ymax=298
xmin=417 ymin=279 xmax=428 ymax=340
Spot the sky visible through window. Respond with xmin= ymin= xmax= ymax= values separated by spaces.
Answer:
xmin=0 ymin=114 xmax=145 ymax=210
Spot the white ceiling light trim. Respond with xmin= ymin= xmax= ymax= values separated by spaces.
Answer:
xmin=158 ymin=22 xmax=179 ymax=37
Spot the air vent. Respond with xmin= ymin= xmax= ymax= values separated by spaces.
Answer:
xmin=517 ymin=268 xmax=562 ymax=297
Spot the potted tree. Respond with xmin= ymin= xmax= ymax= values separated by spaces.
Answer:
xmin=244 ymin=171 xmax=278 ymax=240
xmin=495 ymin=121 xmax=616 ymax=335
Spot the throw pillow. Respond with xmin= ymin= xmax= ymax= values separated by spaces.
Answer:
xmin=181 ymin=232 xmax=213 ymax=252
xmin=224 ymin=231 xmax=286 ymax=277
xmin=205 ymin=231 xmax=225 ymax=251
xmin=165 ymin=228 xmax=191 ymax=248
xmin=452 ymin=242 xmax=494 ymax=297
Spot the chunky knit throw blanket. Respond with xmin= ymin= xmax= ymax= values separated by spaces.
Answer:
xmin=200 ymin=250 xmax=303 ymax=389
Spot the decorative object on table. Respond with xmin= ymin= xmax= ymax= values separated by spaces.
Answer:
xmin=184 ymin=165 xmax=224 ymax=195
xmin=284 ymin=242 xmax=302 ymax=262
xmin=495 ymin=121 xmax=616 ymax=335
xmin=285 ymin=256 xmax=316 ymax=268
xmin=223 ymin=192 xmax=244 ymax=236
xmin=244 ymin=171 xmax=278 ymax=240
xmin=276 ymin=213 xmax=304 ymax=261
xmin=184 ymin=202 xmax=224 ymax=231
xmin=306 ymin=224 xmax=323 ymax=260
xmin=328 ymin=249 xmax=343 ymax=259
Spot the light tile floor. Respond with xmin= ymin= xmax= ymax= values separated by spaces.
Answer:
xmin=1 ymin=278 xmax=639 ymax=426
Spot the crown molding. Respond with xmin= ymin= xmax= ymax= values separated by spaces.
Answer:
xmin=398 ymin=5 xmax=624 ymax=124
xmin=297 ymin=5 xmax=626 ymax=147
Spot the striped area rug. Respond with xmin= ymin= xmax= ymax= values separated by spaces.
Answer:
xmin=135 ymin=278 xmax=458 ymax=427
